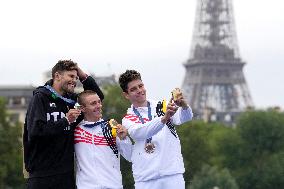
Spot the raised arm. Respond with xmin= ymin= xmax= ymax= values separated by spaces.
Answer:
xmin=171 ymin=88 xmax=193 ymax=125
xmin=123 ymin=102 xmax=178 ymax=141
xmin=76 ymin=65 xmax=104 ymax=100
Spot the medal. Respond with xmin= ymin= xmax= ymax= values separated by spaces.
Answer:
xmin=144 ymin=142 xmax=155 ymax=154
xmin=171 ymin=88 xmax=181 ymax=101
xmin=74 ymin=102 xmax=81 ymax=109
xmin=109 ymin=119 xmax=118 ymax=137
xmin=133 ymin=102 xmax=156 ymax=154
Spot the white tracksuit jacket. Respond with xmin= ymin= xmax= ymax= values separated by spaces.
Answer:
xmin=122 ymin=99 xmax=193 ymax=182
xmin=74 ymin=119 xmax=132 ymax=189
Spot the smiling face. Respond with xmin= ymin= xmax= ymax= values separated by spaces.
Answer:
xmin=56 ymin=70 xmax=78 ymax=94
xmin=51 ymin=59 xmax=78 ymax=95
xmin=123 ymin=79 xmax=147 ymax=107
xmin=80 ymin=93 xmax=102 ymax=121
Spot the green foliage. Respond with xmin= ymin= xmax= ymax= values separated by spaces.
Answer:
xmin=101 ymin=85 xmax=134 ymax=188
xmin=238 ymin=110 xmax=284 ymax=155
xmin=102 ymin=84 xmax=131 ymax=122
xmin=188 ymin=164 xmax=239 ymax=189
xmin=179 ymin=109 xmax=284 ymax=189
xmin=260 ymin=151 xmax=284 ymax=187
xmin=214 ymin=126 xmax=243 ymax=170
xmin=120 ymin=158 xmax=135 ymax=189
xmin=0 ymin=97 xmax=25 ymax=188
xmin=206 ymin=122 xmax=237 ymax=167
xmin=178 ymin=120 xmax=235 ymax=187
xmin=219 ymin=110 xmax=284 ymax=189
xmin=178 ymin=121 xmax=213 ymax=185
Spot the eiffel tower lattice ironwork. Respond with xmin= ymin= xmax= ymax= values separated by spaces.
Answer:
xmin=182 ymin=0 xmax=253 ymax=123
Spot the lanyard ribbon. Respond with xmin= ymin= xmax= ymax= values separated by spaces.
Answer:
xmin=83 ymin=120 xmax=108 ymax=128
xmin=45 ymin=85 xmax=76 ymax=105
xmin=82 ymin=120 xmax=119 ymax=158
xmin=133 ymin=101 xmax=152 ymax=143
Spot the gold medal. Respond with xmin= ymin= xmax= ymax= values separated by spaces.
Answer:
xmin=171 ymin=88 xmax=181 ymax=101
xmin=144 ymin=143 xmax=155 ymax=154
xmin=109 ymin=119 xmax=118 ymax=137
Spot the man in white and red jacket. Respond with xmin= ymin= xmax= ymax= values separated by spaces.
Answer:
xmin=74 ymin=90 xmax=132 ymax=189
xmin=119 ymin=70 xmax=193 ymax=189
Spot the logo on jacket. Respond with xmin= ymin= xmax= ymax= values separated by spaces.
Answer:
xmin=47 ymin=112 xmax=65 ymax=122
xmin=50 ymin=103 xmax=56 ymax=108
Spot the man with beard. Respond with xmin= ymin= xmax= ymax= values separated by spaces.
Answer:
xmin=23 ymin=60 xmax=104 ymax=189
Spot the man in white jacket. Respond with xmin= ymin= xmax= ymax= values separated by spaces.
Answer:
xmin=119 ymin=70 xmax=193 ymax=189
xmin=74 ymin=90 xmax=132 ymax=189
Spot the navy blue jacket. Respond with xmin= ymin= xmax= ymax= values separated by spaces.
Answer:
xmin=23 ymin=76 xmax=104 ymax=178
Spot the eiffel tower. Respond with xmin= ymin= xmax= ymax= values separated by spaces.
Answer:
xmin=182 ymin=0 xmax=253 ymax=124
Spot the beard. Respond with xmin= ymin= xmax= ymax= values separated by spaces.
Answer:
xmin=62 ymin=81 xmax=76 ymax=94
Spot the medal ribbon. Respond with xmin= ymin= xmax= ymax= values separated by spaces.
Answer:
xmin=82 ymin=120 xmax=119 ymax=157
xmin=156 ymin=101 xmax=177 ymax=138
xmin=133 ymin=101 xmax=152 ymax=143
xmin=45 ymin=85 xmax=76 ymax=105
xmin=83 ymin=120 xmax=108 ymax=128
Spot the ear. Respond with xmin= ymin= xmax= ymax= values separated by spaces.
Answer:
xmin=122 ymin=91 xmax=129 ymax=100
xmin=54 ymin=72 xmax=62 ymax=81
xmin=80 ymin=106 xmax=86 ymax=113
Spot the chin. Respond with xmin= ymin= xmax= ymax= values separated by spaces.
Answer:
xmin=138 ymin=97 xmax=146 ymax=103
xmin=67 ymin=88 xmax=75 ymax=93
xmin=94 ymin=113 xmax=102 ymax=118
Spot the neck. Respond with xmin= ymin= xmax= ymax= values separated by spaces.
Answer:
xmin=133 ymin=100 xmax=147 ymax=108
xmin=84 ymin=115 xmax=101 ymax=122
xmin=52 ymin=83 xmax=64 ymax=96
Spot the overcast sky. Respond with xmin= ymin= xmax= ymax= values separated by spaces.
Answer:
xmin=0 ymin=0 xmax=283 ymax=109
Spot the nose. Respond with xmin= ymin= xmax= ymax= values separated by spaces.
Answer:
xmin=137 ymin=87 xmax=143 ymax=94
xmin=96 ymin=102 xmax=102 ymax=109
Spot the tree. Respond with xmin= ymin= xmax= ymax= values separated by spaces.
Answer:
xmin=102 ymin=85 xmax=130 ymax=122
xmin=219 ymin=110 xmax=284 ymax=189
xmin=260 ymin=151 xmax=284 ymax=187
xmin=178 ymin=120 xmax=236 ymax=187
xmin=178 ymin=121 xmax=213 ymax=186
xmin=238 ymin=110 xmax=284 ymax=155
xmin=0 ymin=97 xmax=25 ymax=188
xmin=205 ymin=122 xmax=238 ymax=168
xmin=188 ymin=164 xmax=239 ymax=189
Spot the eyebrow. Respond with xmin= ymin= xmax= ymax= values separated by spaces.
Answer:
xmin=130 ymin=86 xmax=137 ymax=91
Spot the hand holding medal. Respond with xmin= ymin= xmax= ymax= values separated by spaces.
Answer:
xmin=161 ymin=97 xmax=178 ymax=124
xmin=109 ymin=119 xmax=128 ymax=140
xmin=171 ymin=88 xmax=188 ymax=109
xmin=74 ymin=102 xmax=81 ymax=110
xmin=160 ymin=88 xmax=188 ymax=124
xmin=171 ymin=88 xmax=181 ymax=101
xmin=65 ymin=102 xmax=82 ymax=123
xmin=109 ymin=119 xmax=118 ymax=137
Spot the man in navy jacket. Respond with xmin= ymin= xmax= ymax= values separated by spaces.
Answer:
xmin=23 ymin=60 xmax=104 ymax=189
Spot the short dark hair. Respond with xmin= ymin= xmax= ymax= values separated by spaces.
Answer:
xmin=77 ymin=90 xmax=98 ymax=106
xmin=52 ymin=60 xmax=78 ymax=79
xmin=118 ymin=70 xmax=142 ymax=92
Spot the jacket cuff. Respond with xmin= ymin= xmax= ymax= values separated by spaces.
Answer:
xmin=80 ymin=74 xmax=89 ymax=83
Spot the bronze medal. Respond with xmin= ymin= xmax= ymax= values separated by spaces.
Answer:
xmin=144 ymin=143 xmax=155 ymax=154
